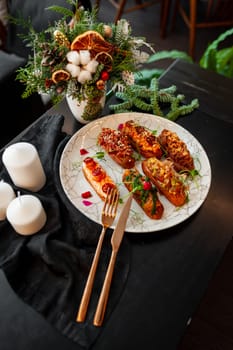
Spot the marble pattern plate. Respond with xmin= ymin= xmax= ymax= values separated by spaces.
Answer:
xmin=59 ymin=112 xmax=211 ymax=233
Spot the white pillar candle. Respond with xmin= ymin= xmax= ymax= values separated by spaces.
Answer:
xmin=0 ymin=180 xmax=15 ymax=220
xmin=2 ymin=142 xmax=46 ymax=192
xmin=6 ymin=193 xmax=47 ymax=235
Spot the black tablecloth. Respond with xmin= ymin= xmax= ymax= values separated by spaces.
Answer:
xmin=0 ymin=114 xmax=130 ymax=349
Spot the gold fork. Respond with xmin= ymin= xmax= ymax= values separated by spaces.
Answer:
xmin=76 ymin=187 xmax=119 ymax=322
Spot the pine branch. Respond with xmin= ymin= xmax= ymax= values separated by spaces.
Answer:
xmin=109 ymin=77 xmax=199 ymax=121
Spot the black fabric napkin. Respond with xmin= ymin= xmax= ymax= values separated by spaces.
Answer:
xmin=0 ymin=114 xmax=131 ymax=349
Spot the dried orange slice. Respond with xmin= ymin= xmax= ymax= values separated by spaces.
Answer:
xmin=51 ymin=69 xmax=70 ymax=84
xmin=70 ymin=30 xmax=114 ymax=58
xmin=95 ymin=52 xmax=113 ymax=72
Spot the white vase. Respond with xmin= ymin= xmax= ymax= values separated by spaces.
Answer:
xmin=66 ymin=92 xmax=106 ymax=124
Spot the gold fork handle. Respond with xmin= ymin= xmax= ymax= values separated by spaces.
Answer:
xmin=93 ymin=250 xmax=117 ymax=326
xmin=76 ymin=226 xmax=106 ymax=322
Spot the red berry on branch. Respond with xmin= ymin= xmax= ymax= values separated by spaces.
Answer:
xmin=101 ymin=71 xmax=109 ymax=81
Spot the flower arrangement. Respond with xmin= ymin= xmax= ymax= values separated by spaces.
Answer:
xmin=15 ymin=0 xmax=154 ymax=121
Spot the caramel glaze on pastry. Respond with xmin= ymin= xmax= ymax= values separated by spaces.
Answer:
xmin=120 ymin=120 xmax=163 ymax=159
xmin=158 ymin=129 xmax=194 ymax=172
xmin=142 ymin=157 xmax=188 ymax=207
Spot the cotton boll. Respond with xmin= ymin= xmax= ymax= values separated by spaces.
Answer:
xmin=66 ymin=50 xmax=80 ymax=65
xmin=78 ymin=69 xmax=92 ymax=84
xmin=85 ymin=60 xmax=99 ymax=73
xmin=79 ymin=50 xmax=91 ymax=65
xmin=66 ymin=63 xmax=80 ymax=78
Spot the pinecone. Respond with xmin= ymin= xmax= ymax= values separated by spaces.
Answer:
xmin=41 ymin=46 xmax=66 ymax=67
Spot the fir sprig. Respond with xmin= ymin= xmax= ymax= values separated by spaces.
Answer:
xmin=109 ymin=77 xmax=199 ymax=121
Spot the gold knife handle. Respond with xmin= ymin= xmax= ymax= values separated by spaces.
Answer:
xmin=93 ymin=250 xmax=117 ymax=326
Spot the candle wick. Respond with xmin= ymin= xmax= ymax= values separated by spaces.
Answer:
xmin=17 ymin=191 xmax=22 ymax=204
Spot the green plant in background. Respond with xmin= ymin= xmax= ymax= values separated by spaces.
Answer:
xmin=199 ymin=27 xmax=233 ymax=78
xmin=111 ymin=27 xmax=232 ymax=121
xmin=134 ymin=50 xmax=193 ymax=86
xmin=135 ymin=27 xmax=233 ymax=85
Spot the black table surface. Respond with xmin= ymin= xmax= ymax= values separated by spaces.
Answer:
xmin=0 ymin=59 xmax=233 ymax=350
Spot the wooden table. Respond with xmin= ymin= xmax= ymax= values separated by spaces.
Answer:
xmin=0 ymin=59 xmax=233 ymax=350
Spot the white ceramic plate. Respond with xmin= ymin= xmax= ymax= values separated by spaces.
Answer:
xmin=59 ymin=112 xmax=211 ymax=233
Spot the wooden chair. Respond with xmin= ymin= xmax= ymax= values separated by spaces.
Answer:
xmin=95 ymin=0 xmax=171 ymax=38
xmin=172 ymin=0 xmax=233 ymax=59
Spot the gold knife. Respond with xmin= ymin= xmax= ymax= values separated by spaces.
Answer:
xmin=93 ymin=193 xmax=133 ymax=326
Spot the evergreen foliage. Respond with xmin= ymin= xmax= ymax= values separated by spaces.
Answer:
xmin=109 ymin=77 xmax=199 ymax=121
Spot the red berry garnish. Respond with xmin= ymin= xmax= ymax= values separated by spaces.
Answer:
xmin=118 ymin=123 xmax=123 ymax=130
xmin=82 ymin=200 xmax=92 ymax=206
xmin=80 ymin=148 xmax=88 ymax=155
xmin=81 ymin=191 xmax=92 ymax=199
xmin=143 ymin=181 xmax=152 ymax=191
